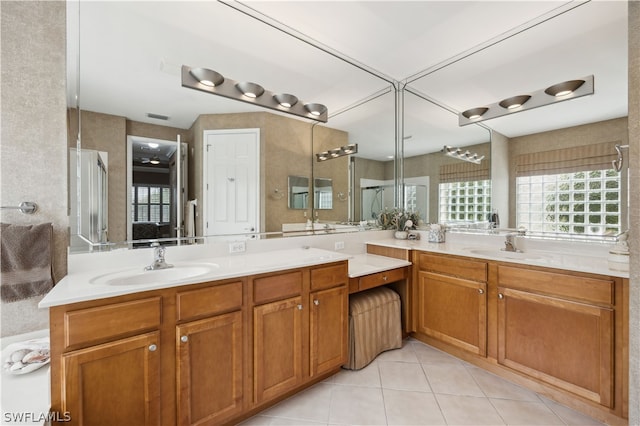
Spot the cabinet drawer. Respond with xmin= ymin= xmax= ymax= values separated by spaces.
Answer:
xmin=357 ymin=267 xmax=407 ymax=292
xmin=64 ymin=297 xmax=161 ymax=349
xmin=253 ymin=270 xmax=303 ymax=305
xmin=498 ymin=265 xmax=614 ymax=306
xmin=418 ymin=252 xmax=487 ymax=282
xmin=310 ymin=262 xmax=348 ymax=291
xmin=177 ymin=280 xmax=243 ymax=321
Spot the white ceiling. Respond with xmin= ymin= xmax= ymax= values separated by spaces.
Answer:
xmin=71 ymin=1 xmax=628 ymax=161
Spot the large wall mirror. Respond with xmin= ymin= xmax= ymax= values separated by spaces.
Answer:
xmin=69 ymin=1 xmax=392 ymax=251
xmin=70 ymin=1 xmax=628 ymax=252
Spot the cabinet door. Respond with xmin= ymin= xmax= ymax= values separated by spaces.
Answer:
xmin=253 ymin=296 xmax=303 ymax=403
xmin=310 ymin=285 xmax=348 ymax=377
xmin=176 ymin=311 xmax=244 ymax=426
xmin=62 ymin=332 xmax=160 ymax=426
xmin=417 ymin=271 xmax=487 ymax=356
xmin=497 ymin=287 xmax=614 ymax=407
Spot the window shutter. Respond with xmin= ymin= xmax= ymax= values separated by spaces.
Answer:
xmin=515 ymin=141 xmax=619 ymax=177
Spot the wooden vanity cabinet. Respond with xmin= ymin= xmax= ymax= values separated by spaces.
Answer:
xmin=50 ymin=295 xmax=164 ymax=426
xmin=415 ymin=252 xmax=488 ymax=356
xmin=496 ymin=265 xmax=616 ymax=408
xmin=251 ymin=262 xmax=348 ymax=406
xmin=50 ymin=261 xmax=349 ymax=426
xmin=175 ymin=280 xmax=245 ymax=426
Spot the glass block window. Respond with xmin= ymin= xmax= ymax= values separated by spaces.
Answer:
xmin=516 ymin=169 xmax=620 ymax=236
xmin=439 ymin=180 xmax=492 ymax=223
xmin=131 ymin=185 xmax=171 ymax=223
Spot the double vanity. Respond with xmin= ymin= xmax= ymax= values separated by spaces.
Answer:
xmin=37 ymin=230 xmax=628 ymax=425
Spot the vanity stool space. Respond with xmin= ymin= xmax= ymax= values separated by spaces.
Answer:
xmin=344 ymin=287 xmax=402 ymax=370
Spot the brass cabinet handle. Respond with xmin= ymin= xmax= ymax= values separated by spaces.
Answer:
xmin=478 ymin=288 xmax=485 ymax=294
xmin=297 ymin=304 xmax=303 ymax=310
xmin=382 ymin=275 xmax=388 ymax=281
xmin=148 ymin=344 xmax=158 ymax=352
xmin=498 ymin=293 xmax=504 ymax=299
xmin=313 ymin=299 xmax=319 ymax=306
xmin=180 ymin=335 xmax=188 ymax=343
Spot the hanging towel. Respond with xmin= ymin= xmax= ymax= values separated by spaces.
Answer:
xmin=184 ymin=199 xmax=197 ymax=238
xmin=1 ymin=223 xmax=54 ymax=302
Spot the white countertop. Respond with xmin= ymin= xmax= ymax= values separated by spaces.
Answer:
xmin=347 ymin=254 xmax=411 ymax=278
xmin=1 ymin=329 xmax=51 ymax=426
xmin=366 ymin=234 xmax=629 ymax=278
xmin=39 ymin=247 xmax=351 ymax=308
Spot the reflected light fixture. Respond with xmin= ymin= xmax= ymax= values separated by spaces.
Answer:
xmin=316 ymin=144 xmax=358 ymax=162
xmin=459 ymin=75 xmax=593 ymax=126
xmin=181 ymin=65 xmax=328 ymax=122
xmin=149 ymin=156 xmax=161 ymax=165
xmin=499 ymin=95 xmax=531 ymax=110
xmin=442 ymin=145 xmax=484 ymax=164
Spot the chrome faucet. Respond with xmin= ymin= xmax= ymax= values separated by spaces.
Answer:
xmin=145 ymin=242 xmax=174 ymax=271
xmin=503 ymin=233 xmax=518 ymax=252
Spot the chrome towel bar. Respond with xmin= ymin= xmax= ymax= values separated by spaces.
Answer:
xmin=1 ymin=202 xmax=38 ymax=214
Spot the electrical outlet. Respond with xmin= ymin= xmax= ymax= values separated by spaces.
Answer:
xmin=228 ymin=241 xmax=246 ymax=253
xmin=334 ymin=241 xmax=345 ymax=250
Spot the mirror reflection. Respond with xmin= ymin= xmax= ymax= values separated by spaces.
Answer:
xmin=70 ymin=1 xmax=628 ymax=251
xmin=313 ymin=178 xmax=333 ymax=210
xmin=288 ymin=176 xmax=309 ymax=210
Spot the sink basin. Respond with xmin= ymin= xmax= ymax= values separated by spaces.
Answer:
xmin=467 ymin=248 xmax=550 ymax=261
xmin=90 ymin=262 xmax=220 ymax=286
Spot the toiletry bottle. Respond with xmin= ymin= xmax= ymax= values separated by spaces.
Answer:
xmin=489 ymin=209 xmax=499 ymax=228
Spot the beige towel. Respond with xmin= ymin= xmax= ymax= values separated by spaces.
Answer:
xmin=1 ymin=223 xmax=54 ymax=302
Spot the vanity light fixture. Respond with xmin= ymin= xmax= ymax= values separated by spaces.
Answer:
xmin=499 ymin=95 xmax=531 ymax=110
xmin=459 ymin=75 xmax=594 ymax=126
xmin=461 ymin=107 xmax=488 ymax=120
xmin=544 ymin=79 xmax=585 ymax=97
xmin=181 ymin=65 xmax=328 ymax=122
xmin=304 ymin=103 xmax=328 ymax=117
xmin=189 ymin=67 xmax=224 ymax=87
xmin=235 ymin=82 xmax=264 ymax=98
xmin=442 ymin=145 xmax=484 ymax=164
xmin=273 ymin=93 xmax=298 ymax=108
xmin=316 ymin=143 xmax=358 ymax=162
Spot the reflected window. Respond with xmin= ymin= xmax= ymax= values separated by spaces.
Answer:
xmin=439 ymin=180 xmax=491 ymax=223
xmin=516 ymin=170 xmax=620 ymax=236
xmin=131 ymin=185 xmax=171 ymax=223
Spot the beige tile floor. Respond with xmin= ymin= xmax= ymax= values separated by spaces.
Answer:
xmin=241 ymin=339 xmax=605 ymax=426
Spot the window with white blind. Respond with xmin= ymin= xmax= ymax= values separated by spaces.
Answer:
xmin=515 ymin=141 xmax=621 ymax=237
xmin=131 ymin=185 xmax=171 ymax=223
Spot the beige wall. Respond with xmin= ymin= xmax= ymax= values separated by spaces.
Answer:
xmin=0 ymin=1 xmax=67 ymax=336
xmin=628 ymin=2 xmax=639 ymax=423
xmin=507 ymin=117 xmax=629 ymax=227
xmin=191 ymin=112 xmax=348 ymax=234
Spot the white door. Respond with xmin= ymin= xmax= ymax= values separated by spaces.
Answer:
xmin=204 ymin=129 xmax=260 ymax=238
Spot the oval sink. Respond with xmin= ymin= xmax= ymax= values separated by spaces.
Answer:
xmin=90 ymin=262 xmax=220 ymax=286
xmin=468 ymin=249 xmax=549 ymax=261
